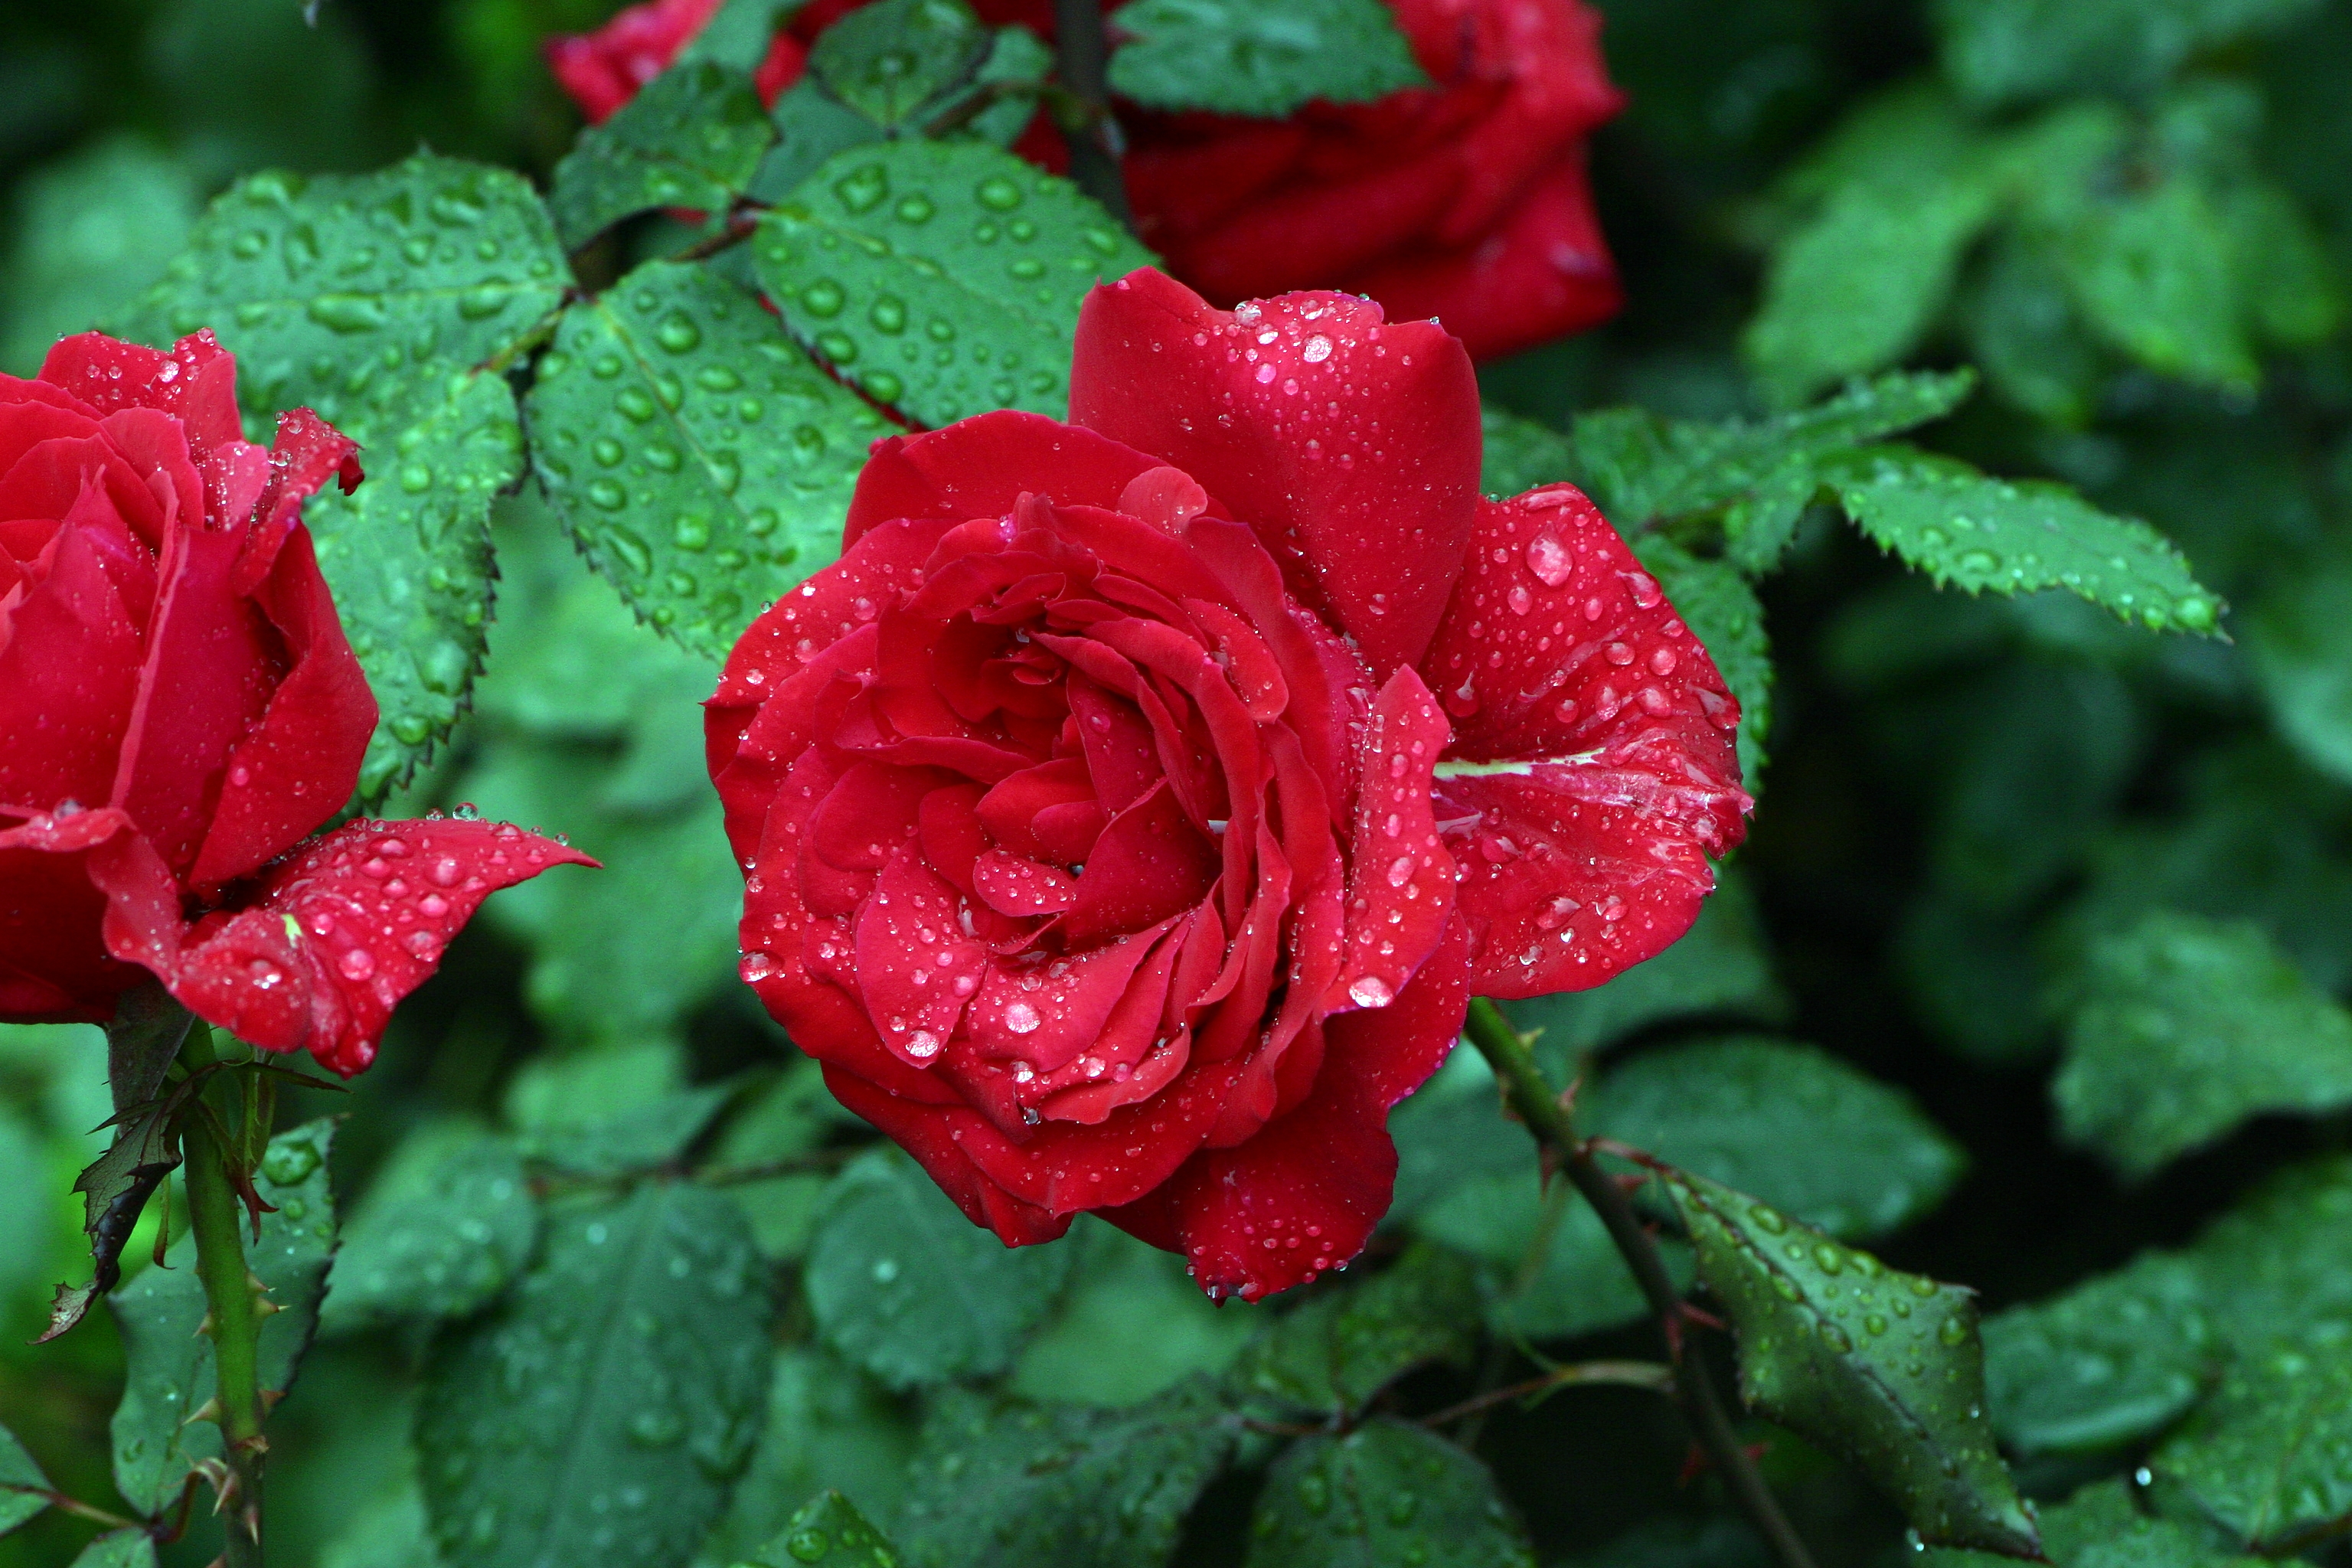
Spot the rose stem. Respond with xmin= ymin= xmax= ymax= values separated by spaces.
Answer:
xmin=1051 ymin=0 xmax=1133 ymax=228
xmin=178 ymin=1026 xmax=268 ymax=1568
xmin=1460 ymin=997 xmax=1821 ymax=1568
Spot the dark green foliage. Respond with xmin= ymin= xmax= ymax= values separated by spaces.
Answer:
xmin=0 ymin=1421 xmax=45 ymax=1535
xmin=530 ymin=260 xmax=890 ymax=661
xmin=62 ymin=1534 xmax=154 ymax=1568
xmin=548 ymin=64 xmax=776 ymax=249
xmin=1106 ymin=0 xmax=1427 ymax=117
xmin=745 ymin=1491 xmax=903 ymax=1568
xmin=1243 ymin=1420 xmax=1536 ymax=1568
xmin=893 ymin=1382 xmax=1238 ymax=1568
xmin=754 ymin=139 xmax=1155 ymax=426
xmin=1634 ymin=537 xmax=1774 ymax=777
xmin=1981 ymin=1253 xmax=2217 ymax=1455
xmin=1663 ymin=1167 xmax=2039 ymax=1555
xmin=415 ymin=1184 xmax=771 ymax=1568
xmin=110 ymin=1122 xmax=338 ymax=1515
xmin=808 ymin=0 xmax=993 ymax=126
xmin=1227 ymin=1244 xmax=1481 ymax=1416
xmin=702 ymin=1348 xmax=921 ymax=1563
xmin=318 ymin=1122 xmax=537 ymax=1338
xmin=2151 ymin=1325 xmax=2352 ymax=1551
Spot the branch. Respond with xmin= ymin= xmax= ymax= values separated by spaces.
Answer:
xmin=1419 ymin=1360 xmax=1675 ymax=1429
xmin=1461 ymin=998 xmax=1821 ymax=1568
xmin=177 ymin=1028 xmax=266 ymax=1568
xmin=1050 ymin=0 xmax=1132 ymax=228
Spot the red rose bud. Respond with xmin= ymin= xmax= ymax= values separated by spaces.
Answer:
xmin=545 ymin=0 xmax=1622 ymax=361
xmin=707 ymin=269 xmax=1746 ymax=1300
xmin=0 ymin=332 xmax=593 ymax=1075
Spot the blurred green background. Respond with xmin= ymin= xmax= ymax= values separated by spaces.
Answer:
xmin=1 ymin=0 xmax=2347 ymax=1563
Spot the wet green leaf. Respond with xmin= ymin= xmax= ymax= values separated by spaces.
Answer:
xmin=1936 ymin=0 xmax=2324 ymax=109
xmin=679 ymin=0 xmax=806 ymax=70
xmin=1981 ymin=1253 xmax=2217 ymax=1455
xmin=548 ymin=63 xmax=776 ymax=250
xmin=698 ymin=1346 xmax=920 ymax=1564
xmin=1924 ymin=1475 xmax=2267 ymax=1566
xmin=2053 ymin=913 xmax=2352 ymax=1179
xmin=110 ymin=1120 xmax=340 ymax=1514
xmin=2152 ymin=1325 xmax=2352 ymax=1552
xmin=1243 ymin=1419 xmax=1535 ymax=1568
xmin=320 ymin=1120 xmax=537 ymax=1337
xmin=1011 ymin=1218 xmax=1261 ymax=1407
xmin=2249 ymin=548 xmax=2352 ymax=789
xmin=1480 ymin=408 xmax=1581 ymax=502
xmin=754 ymin=138 xmax=1155 ymax=426
xmin=1822 ymin=445 xmax=2221 ymax=635
xmin=805 ymin=1146 xmax=1074 ymax=1390
xmin=893 ymin=1381 xmax=1238 ymax=1568
xmin=64 ymin=1531 xmax=157 ymax=1568
xmin=416 ymin=1184 xmax=772 ymax=1568
xmin=305 ymin=362 xmax=522 ymax=803
xmin=0 ymin=1415 xmax=47 ymax=1534
xmin=2177 ymin=1154 xmax=2352 ymax=1343
xmin=1661 ymin=1166 xmax=2038 ymax=1555
xmin=114 ymin=153 xmax=568 ymax=409
xmin=1592 ymin=1037 xmax=1965 ymax=1240
xmin=1228 ymin=1244 xmax=1481 ymax=1416
xmin=0 ymin=134 xmax=198 ymax=377
xmin=810 ymin=0 xmax=991 ymax=126
xmin=751 ymin=81 xmax=886 ymax=205
xmin=1107 ymin=0 xmax=1427 ymax=118
xmin=1635 ymin=537 xmax=1772 ymax=779
xmin=745 ymin=1491 xmax=903 ymax=1568
xmin=2058 ymin=175 xmax=2256 ymax=393
xmin=530 ymin=259 xmax=890 ymax=662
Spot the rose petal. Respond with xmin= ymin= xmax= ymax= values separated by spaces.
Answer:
xmin=1070 ymin=269 xmax=1480 ymax=677
xmin=972 ymin=849 xmax=1076 ymax=916
xmin=854 ymin=844 xmax=985 ymax=1067
xmin=1334 ymin=666 xmax=1455 ymax=1013
xmin=0 ymin=521 xmax=142 ymax=817
xmin=1057 ymin=782 xmax=1218 ymax=949
xmin=818 ymin=1064 xmax=1076 ymax=1246
xmin=965 ymin=915 xmax=1184 ymax=1073
xmin=40 ymin=331 xmax=244 ymax=464
xmin=843 ymin=410 xmax=1175 ymax=547
xmin=232 ymin=407 xmax=364 ymax=595
xmin=0 ymin=805 xmax=152 ymax=1021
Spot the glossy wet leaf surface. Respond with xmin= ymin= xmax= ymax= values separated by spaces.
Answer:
xmin=319 ymin=1120 xmax=537 ymax=1337
xmin=745 ymin=1489 xmax=903 ymax=1568
xmin=1980 ymin=1251 xmax=2216 ymax=1455
xmin=1243 ymin=1419 xmax=1535 ymax=1568
xmin=1228 ymin=1244 xmax=1480 ymax=1416
xmin=548 ymin=62 xmax=776 ymax=250
xmin=2151 ymin=1324 xmax=2352 ymax=1552
xmin=1107 ymin=0 xmax=1427 ymax=118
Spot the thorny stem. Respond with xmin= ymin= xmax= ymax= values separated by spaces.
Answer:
xmin=1051 ymin=0 xmax=1132 ymax=228
xmin=177 ymin=1027 xmax=267 ymax=1568
xmin=1461 ymin=998 xmax=1821 ymax=1568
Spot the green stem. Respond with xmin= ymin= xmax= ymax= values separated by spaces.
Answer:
xmin=1051 ymin=0 xmax=1132 ymax=228
xmin=177 ymin=1027 xmax=266 ymax=1568
xmin=1461 ymin=998 xmax=1819 ymax=1568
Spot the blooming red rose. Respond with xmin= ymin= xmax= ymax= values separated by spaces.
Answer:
xmin=0 ymin=331 xmax=593 ymax=1075
xmin=547 ymin=0 xmax=1622 ymax=361
xmin=707 ymin=269 xmax=1745 ymax=1298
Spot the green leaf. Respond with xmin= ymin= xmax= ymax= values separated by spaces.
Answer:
xmin=1011 ymin=1217 xmax=1262 ymax=1407
xmin=416 ymin=1184 xmax=773 ymax=1568
xmin=319 ymin=1120 xmax=537 ymax=1338
xmin=680 ymin=0 xmax=806 ymax=70
xmin=1480 ymin=408 xmax=1581 ymax=501
xmin=2249 ymin=548 xmax=2352 ymax=789
xmin=1822 ymin=445 xmax=2222 ymax=635
xmin=64 ymin=1531 xmax=158 ymax=1568
xmin=1935 ymin=0 xmax=2325 ymax=109
xmin=699 ymin=1346 xmax=920 ymax=1564
xmin=1591 ymin=1037 xmax=1965 ymax=1241
xmin=530 ymin=259 xmax=889 ymax=661
xmin=114 ymin=153 xmax=568 ymax=409
xmin=305 ymin=363 xmax=522 ymax=802
xmin=2223 ymin=181 xmax=2343 ymax=348
xmin=1504 ymin=869 xmax=1783 ymax=1063
xmin=893 ymin=1382 xmax=1238 ymax=1568
xmin=1228 ymin=1244 xmax=1481 ymax=1416
xmin=110 ymin=1121 xmax=340 ymax=1514
xmin=1924 ymin=1477 xmax=2269 ymax=1567
xmin=0 ymin=134 xmax=199 ymax=377
xmin=1633 ymin=537 xmax=1772 ymax=779
xmin=1981 ymin=1252 xmax=2216 ymax=1456
xmin=1106 ymin=0 xmax=1428 ymax=118
xmin=1962 ymin=231 xmax=2105 ymax=426
xmin=2058 ymin=175 xmax=2256 ymax=393
xmin=750 ymin=81 xmax=887 ymax=205
xmin=2152 ymin=1325 xmax=2352 ymax=1552
xmin=805 ymin=1146 xmax=1075 ymax=1390
xmin=809 ymin=0 xmax=992 ymax=126
xmin=2053 ymin=913 xmax=2352 ymax=1179
xmin=1243 ymin=1419 xmax=1535 ymax=1568
xmin=754 ymin=139 xmax=1156 ymax=426
xmin=548 ymin=63 xmax=776 ymax=250
xmin=2177 ymin=1154 xmax=2352 ymax=1337
xmin=746 ymin=1491 xmax=903 ymax=1568
xmin=0 ymin=1416 xmax=48 ymax=1534
xmin=1661 ymin=1166 xmax=2039 ymax=1555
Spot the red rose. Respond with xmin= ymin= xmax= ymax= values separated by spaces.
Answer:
xmin=547 ymin=0 xmax=1622 ymax=361
xmin=0 ymin=331 xmax=592 ymax=1075
xmin=707 ymin=270 xmax=1744 ymax=1298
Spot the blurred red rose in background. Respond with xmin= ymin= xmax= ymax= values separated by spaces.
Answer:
xmin=0 ymin=331 xmax=592 ymax=1074
xmin=707 ymin=270 xmax=1744 ymax=1298
xmin=546 ymin=0 xmax=1625 ymax=360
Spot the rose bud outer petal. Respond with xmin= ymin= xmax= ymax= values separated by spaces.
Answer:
xmin=96 ymin=819 xmax=596 ymax=1076
xmin=0 ymin=806 xmax=154 ymax=1022
xmin=1419 ymin=486 xmax=1749 ymax=998
xmin=232 ymin=406 xmax=364 ymax=596
xmin=842 ymin=409 xmax=1174 ymax=547
xmin=1070 ymin=270 xmax=1480 ymax=678
xmin=41 ymin=331 xmax=245 ymax=466
xmin=1103 ymin=922 xmax=1472 ymax=1301
xmin=0 ymin=519 xmax=144 ymax=819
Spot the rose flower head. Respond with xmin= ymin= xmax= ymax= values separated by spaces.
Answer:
xmin=707 ymin=270 xmax=1746 ymax=1301
xmin=0 ymin=331 xmax=593 ymax=1075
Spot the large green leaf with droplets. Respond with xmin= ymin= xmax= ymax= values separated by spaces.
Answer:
xmin=305 ymin=362 xmax=521 ymax=802
xmin=1106 ymin=0 xmax=1428 ymax=118
xmin=318 ymin=1119 xmax=537 ymax=1338
xmin=1823 ymin=445 xmax=2221 ymax=635
xmin=415 ymin=1184 xmax=771 ymax=1568
xmin=1243 ymin=1420 xmax=1535 ymax=1568
xmin=2152 ymin=1325 xmax=2352 ymax=1552
xmin=109 ymin=1122 xmax=338 ymax=1515
xmin=753 ymin=138 xmax=1156 ymax=427
xmin=547 ymin=63 xmax=776 ymax=250
xmin=113 ymin=153 xmax=568 ymax=408
xmin=742 ymin=1491 xmax=902 ymax=1568
xmin=893 ymin=1381 xmax=1238 ymax=1568
xmin=1660 ymin=1165 xmax=2039 ymax=1557
xmin=528 ymin=260 xmax=890 ymax=661
xmin=1981 ymin=1251 xmax=2218 ymax=1455
xmin=808 ymin=0 xmax=993 ymax=128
